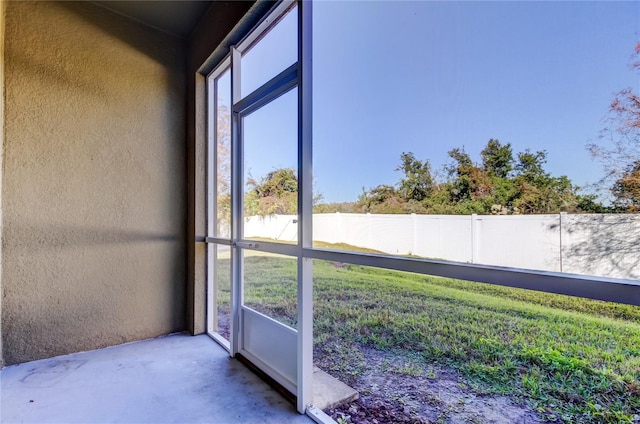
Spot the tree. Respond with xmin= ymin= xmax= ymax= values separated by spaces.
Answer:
xmin=481 ymin=139 xmax=513 ymax=178
xmin=588 ymin=44 xmax=640 ymax=211
xmin=576 ymin=194 xmax=611 ymax=213
xmin=357 ymin=185 xmax=406 ymax=213
xmin=245 ymin=168 xmax=298 ymax=216
xmin=611 ymin=160 xmax=640 ymax=211
xmin=511 ymin=150 xmax=583 ymax=214
xmin=249 ymin=168 xmax=298 ymax=198
xmin=514 ymin=149 xmax=549 ymax=184
xmin=447 ymin=147 xmax=473 ymax=174
xmin=446 ymin=147 xmax=493 ymax=205
xmin=319 ymin=146 xmax=597 ymax=216
xmin=396 ymin=152 xmax=434 ymax=202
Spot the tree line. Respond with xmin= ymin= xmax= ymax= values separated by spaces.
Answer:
xmin=315 ymin=141 xmax=606 ymax=215
xmin=238 ymin=44 xmax=640 ymax=217
xmin=248 ymin=124 xmax=638 ymax=215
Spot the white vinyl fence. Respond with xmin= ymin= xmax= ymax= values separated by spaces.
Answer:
xmin=244 ymin=212 xmax=640 ymax=280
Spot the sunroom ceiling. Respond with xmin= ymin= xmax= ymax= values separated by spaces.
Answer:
xmin=93 ymin=1 xmax=213 ymax=38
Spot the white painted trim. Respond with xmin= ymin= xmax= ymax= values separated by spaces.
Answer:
xmin=297 ymin=0 xmax=314 ymax=414
xmin=306 ymin=405 xmax=338 ymax=424
xmin=239 ymin=349 xmax=297 ymax=394
xmin=206 ymin=244 xmax=215 ymax=334
xmin=205 ymin=70 xmax=216 ymax=336
xmin=206 ymin=58 xmax=234 ymax=341
xmin=240 ymin=307 xmax=298 ymax=394
xmin=206 ymin=55 xmax=231 ymax=80
xmin=208 ymin=332 xmax=231 ymax=353
xmin=230 ymin=46 xmax=243 ymax=356
xmin=236 ymin=1 xmax=297 ymax=55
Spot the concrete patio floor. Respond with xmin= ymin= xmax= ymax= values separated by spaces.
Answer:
xmin=0 ymin=333 xmax=313 ymax=424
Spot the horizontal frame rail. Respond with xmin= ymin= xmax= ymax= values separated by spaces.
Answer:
xmin=205 ymin=237 xmax=233 ymax=245
xmin=236 ymin=239 xmax=298 ymax=257
xmin=205 ymin=233 xmax=640 ymax=307
xmin=233 ymin=63 xmax=298 ymax=117
xmin=302 ymin=248 xmax=640 ymax=307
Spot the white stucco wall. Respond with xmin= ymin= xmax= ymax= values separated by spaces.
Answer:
xmin=2 ymin=2 xmax=187 ymax=365
xmin=247 ymin=213 xmax=640 ymax=280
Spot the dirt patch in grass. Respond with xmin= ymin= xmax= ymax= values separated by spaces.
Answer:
xmin=217 ymin=310 xmax=231 ymax=340
xmin=213 ymin=255 xmax=640 ymax=422
xmin=318 ymin=344 xmax=544 ymax=424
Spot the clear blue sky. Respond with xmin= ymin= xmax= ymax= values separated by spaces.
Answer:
xmin=239 ymin=1 xmax=640 ymax=204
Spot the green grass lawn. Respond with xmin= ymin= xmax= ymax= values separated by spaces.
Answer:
xmin=222 ymin=252 xmax=640 ymax=423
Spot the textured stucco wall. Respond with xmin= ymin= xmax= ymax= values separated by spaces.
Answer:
xmin=2 ymin=1 xmax=187 ymax=365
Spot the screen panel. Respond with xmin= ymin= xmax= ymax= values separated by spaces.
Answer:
xmin=307 ymin=1 xmax=640 ymax=282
